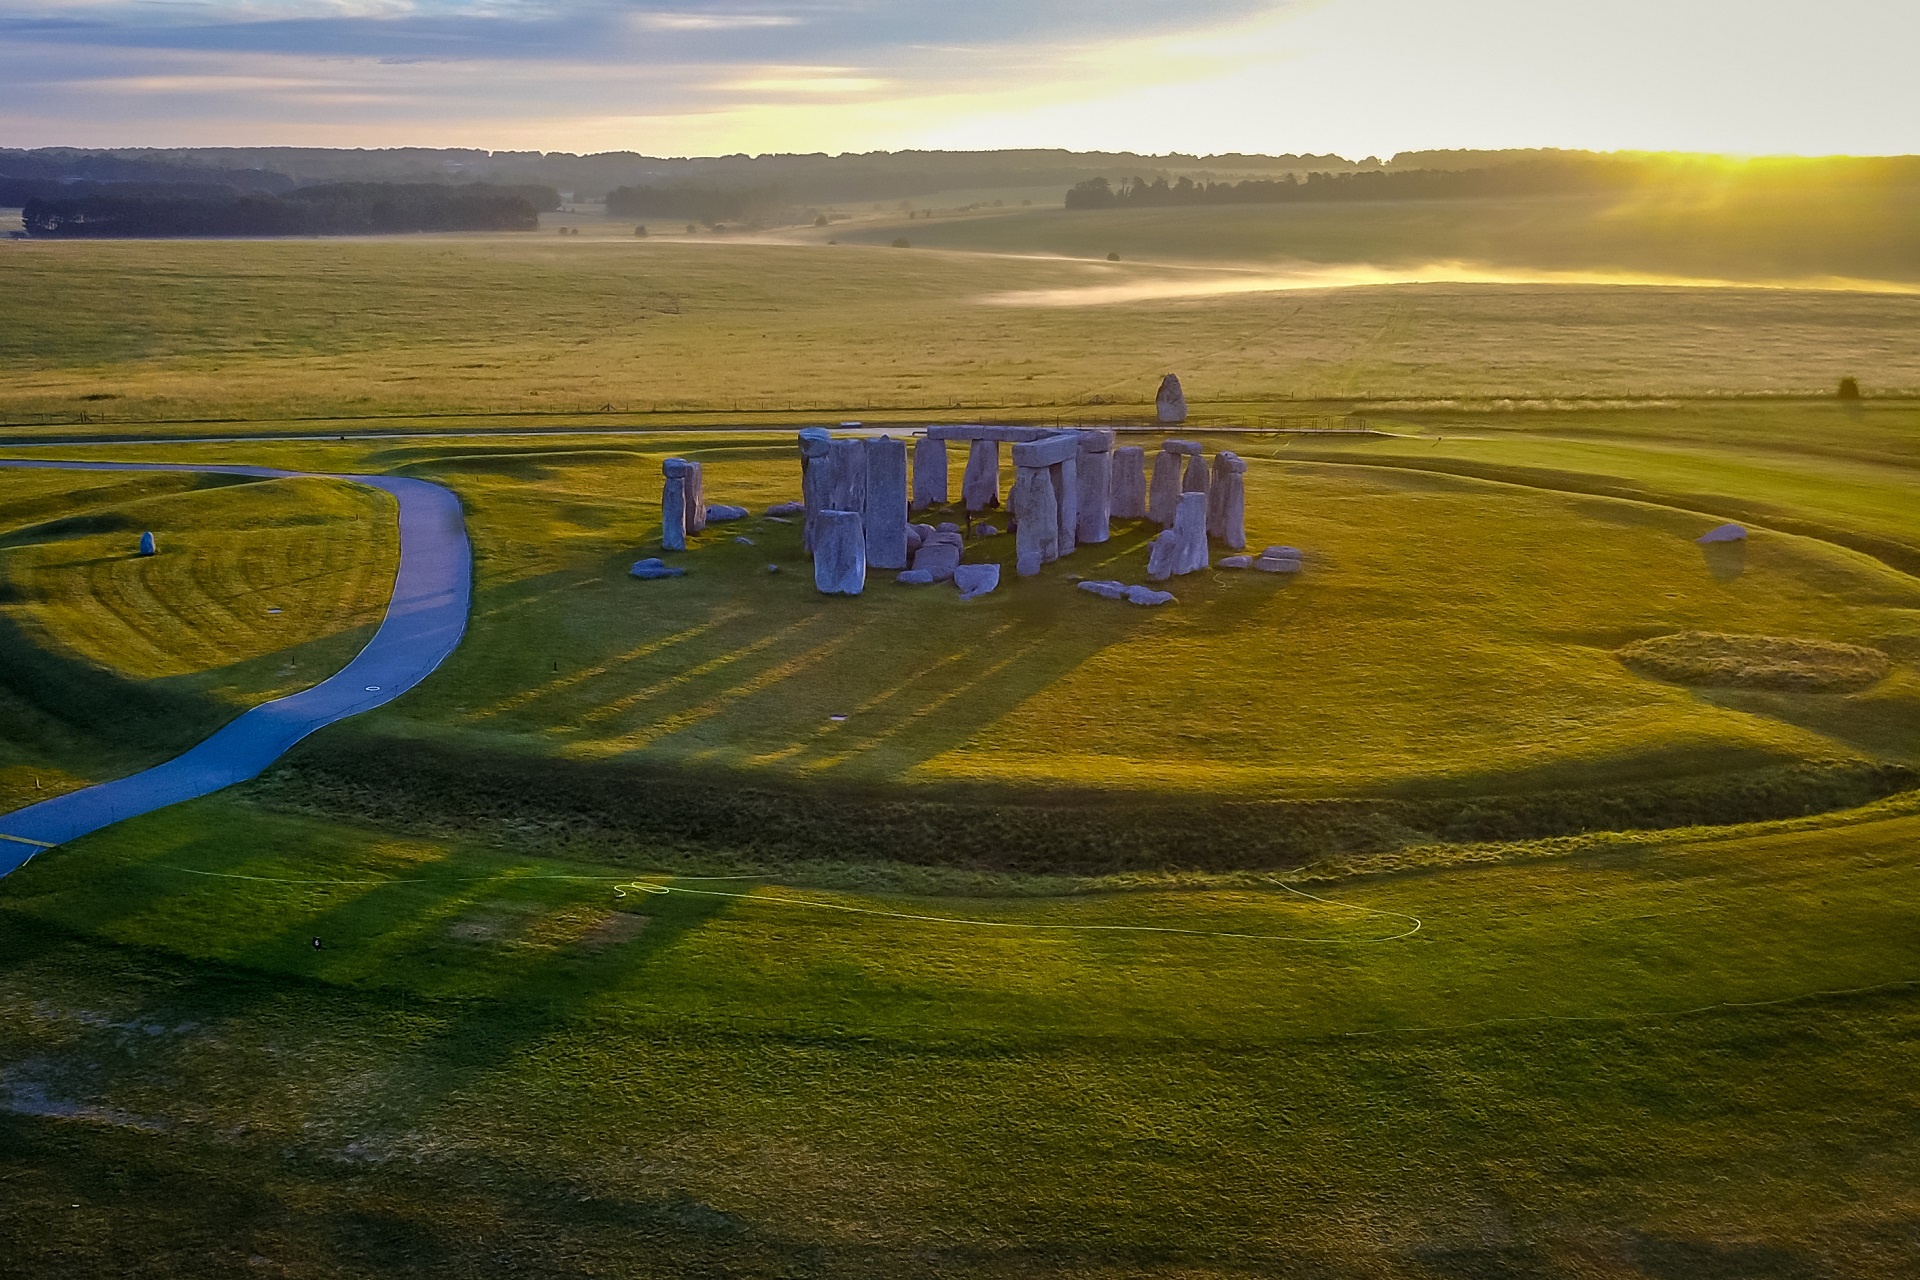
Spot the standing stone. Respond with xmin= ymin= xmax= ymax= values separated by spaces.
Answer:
xmin=1145 ymin=530 xmax=1180 ymax=581
xmin=1110 ymin=445 xmax=1148 ymax=519
xmin=1181 ymin=451 xmax=1210 ymax=495
xmin=1076 ymin=444 xmax=1113 ymax=544
xmin=683 ymin=460 xmax=707 ymax=534
xmin=798 ymin=428 xmax=832 ymax=554
xmin=953 ymin=563 xmax=1000 ymax=600
xmin=1208 ymin=452 xmax=1247 ymax=550
xmin=1171 ymin=490 xmax=1210 ymax=574
xmin=827 ymin=438 xmax=867 ymax=515
xmin=961 ymin=439 xmax=1001 ymax=511
xmin=1050 ymin=454 xmax=1079 ymax=556
xmin=138 ymin=531 xmax=157 ymax=557
xmin=660 ymin=459 xmax=690 ymax=552
xmin=912 ymin=436 xmax=949 ymax=510
xmin=1148 ymin=446 xmax=1183 ymax=526
xmin=863 ymin=435 xmax=909 ymax=570
xmin=1157 ymin=374 xmax=1187 ymax=424
xmin=1009 ymin=466 xmax=1059 ymax=576
xmin=814 ymin=510 xmax=866 ymax=595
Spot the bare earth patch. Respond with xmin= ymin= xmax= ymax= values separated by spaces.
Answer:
xmin=1617 ymin=631 xmax=1892 ymax=693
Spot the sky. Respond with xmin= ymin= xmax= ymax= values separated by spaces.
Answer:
xmin=3 ymin=0 xmax=1918 ymax=158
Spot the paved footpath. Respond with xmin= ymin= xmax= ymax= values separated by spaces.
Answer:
xmin=0 ymin=460 xmax=471 ymax=876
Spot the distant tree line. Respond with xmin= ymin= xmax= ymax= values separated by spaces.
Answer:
xmin=1065 ymin=154 xmax=1920 ymax=209
xmin=603 ymin=183 xmax=782 ymax=225
xmin=21 ymin=182 xmax=556 ymax=238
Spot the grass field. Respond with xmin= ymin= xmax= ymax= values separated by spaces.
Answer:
xmin=4 ymin=223 xmax=1920 ymax=1275
xmin=3 ymin=233 xmax=1919 ymax=429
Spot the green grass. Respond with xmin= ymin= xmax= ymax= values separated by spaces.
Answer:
xmin=6 ymin=224 xmax=1920 ymax=1274
xmin=0 ymin=471 xmax=397 ymax=808
xmin=3 ymin=794 xmax=1920 ymax=1274
xmin=3 ymin=236 xmax=1919 ymax=429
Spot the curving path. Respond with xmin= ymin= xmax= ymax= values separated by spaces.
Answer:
xmin=0 ymin=460 xmax=470 ymax=875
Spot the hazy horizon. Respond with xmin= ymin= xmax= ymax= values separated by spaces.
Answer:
xmin=4 ymin=0 xmax=1917 ymax=159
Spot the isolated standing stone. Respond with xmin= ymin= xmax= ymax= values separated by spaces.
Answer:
xmin=1207 ymin=451 xmax=1247 ymax=550
xmin=961 ymin=439 xmax=1001 ymax=511
xmin=798 ymin=428 xmax=832 ymax=553
xmin=138 ymin=531 xmax=157 ymax=557
xmin=827 ymin=438 xmax=867 ymax=515
xmin=1157 ymin=374 xmax=1187 ymax=424
xmin=1110 ymin=445 xmax=1148 ymax=519
xmin=863 ymin=434 xmax=910 ymax=570
xmin=1009 ymin=466 xmax=1059 ymax=576
xmin=661 ymin=459 xmax=690 ymax=552
xmin=1148 ymin=446 xmax=1183 ymax=526
xmin=913 ymin=436 xmax=949 ymax=510
xmin=814 ymin=510 xmax=866 ymax=595
xmin=954 ymin=563 xmax=1001 ymax=600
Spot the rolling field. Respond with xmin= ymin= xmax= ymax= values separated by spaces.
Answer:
xmin=3 ymin=224 xmax=1920 ymax=1275
xmin=3 ymin=234 xmax=1919 ymax=430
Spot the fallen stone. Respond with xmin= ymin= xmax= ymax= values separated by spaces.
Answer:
xmin=954 ymin=563 xmax=1001 ymax=600
xmin=707 ymin=503 xmax=750 ymax=522
xmin=630 ymin=557 xmax=686 ymax=580
xmin=764 ymin=500 xmax=806 ymax=517
xmin=977 ymin=524 xmax=1000 ymax=536
xmin=766 ymin=563 xmax=781 ymax=573
xmin=1217 ymin=554 xmax=1253 ymax=569
xmin=1261 ymin=545 xmax=1302 ymax=560
xmin=936 ymin=522 xmax=961 ymax=534
xmin=1126 ymin=585 xmax=1175 ymax=606
xmin=896 ymin=569 xmax=936 ymax=585
xmin=911 ymin=530 xmax=964 ymax=582
xmin=814 ymin=509 xmax=866 ymax=595
xmin=904 ymin=524 xmax=926 ymax=556
xmin=1697 ymin=523 xmax=1747 ymax=544
xmin=1077 ymin=579 xmax=1128 ymax=599
xmin=733 ymin=536 xmax=755 ymax=545
xmin=765 ymin=516 xmax=793 ymax=524
xmin=1254 ymin=557 xmax=1302 ymax=573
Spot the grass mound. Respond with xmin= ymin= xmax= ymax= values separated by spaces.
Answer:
xmin=1618 ymin=631 xmax=1892 ymax=692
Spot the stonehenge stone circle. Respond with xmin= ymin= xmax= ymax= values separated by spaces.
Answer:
xmin=913 ymin=436 xmax=949 ymax=510
xmin=1109 ymin=445 xmax=1147 ymax=520
xmin=863 ymin=434 xmax=910 ymax=570
xmin=961 ymin=439 xmax=1001 ymax=511
xmin=1157 ymin=373 xmax=1187 ymax=424
xmin=814 ymin=510 xmax=867 ymax=595
xmin=660 ymin=458 xmax=691 ymax=552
